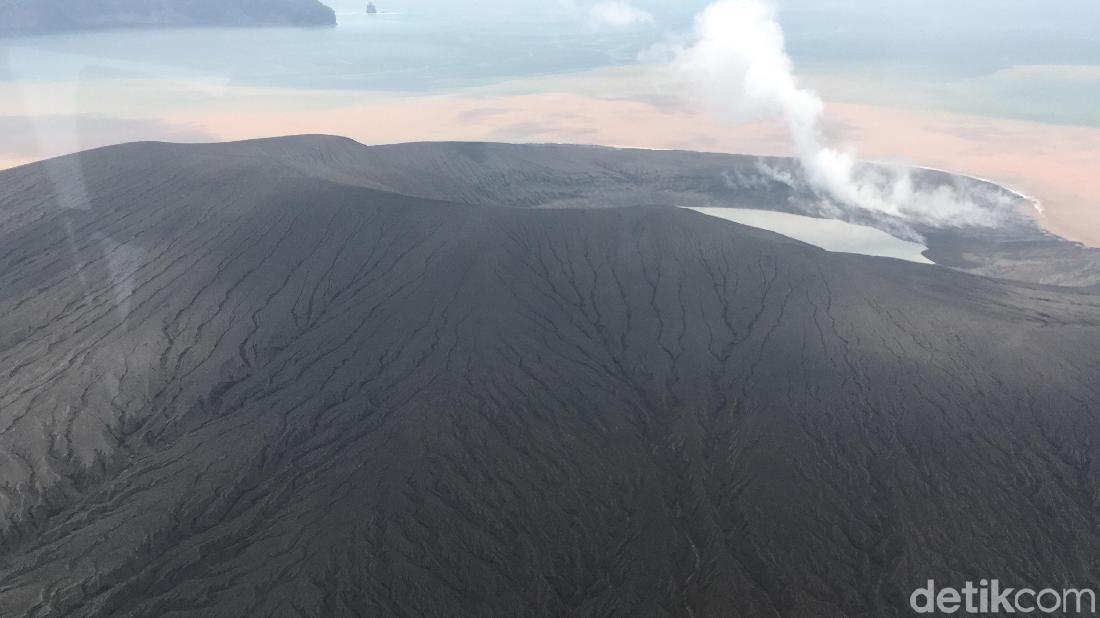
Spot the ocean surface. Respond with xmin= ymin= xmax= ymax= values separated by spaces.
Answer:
xmin=2 ymin=0 xmax=1098 ymax=125
xmin=0 ymin=3 xmax=653 ymax=92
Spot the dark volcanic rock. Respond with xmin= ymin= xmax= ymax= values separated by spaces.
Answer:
xmin=0 ymin=136 xmax=1099 ymax=616
xmin=0 ymin=0 xmax=336 ymax=36
xmin=211 ymin=138 xmax=1100 ymax=286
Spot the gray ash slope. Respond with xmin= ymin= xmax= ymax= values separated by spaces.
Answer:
xmin=0 ymin=136 xmax=1099 ymax=616
xmin=221 ymin=137 xmax=1100 ymax=287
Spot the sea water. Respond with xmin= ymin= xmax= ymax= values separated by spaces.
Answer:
xmin=1 ymin=0 xmax=1097 ymax=127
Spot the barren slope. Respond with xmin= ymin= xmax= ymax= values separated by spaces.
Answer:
xmin=1 ymin=137 xmax=1099 ymax=616
xmin=225 ymin=136 xmax=1100 ymax=286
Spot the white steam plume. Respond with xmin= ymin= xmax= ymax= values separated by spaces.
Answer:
xmin=659 ymin=0 xmax=1008 ymax=229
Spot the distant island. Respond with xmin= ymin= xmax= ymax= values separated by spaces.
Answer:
xmin=0 ymin=0 xmax=337 ymax=36
xmin=366 ymin=2 xmax=378 ymax=15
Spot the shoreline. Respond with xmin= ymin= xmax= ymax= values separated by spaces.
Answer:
xmin=907 ymin=163 xmax=1057 ymax=239
xmin=906 ymin=164 xmax=1043 ymax=215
